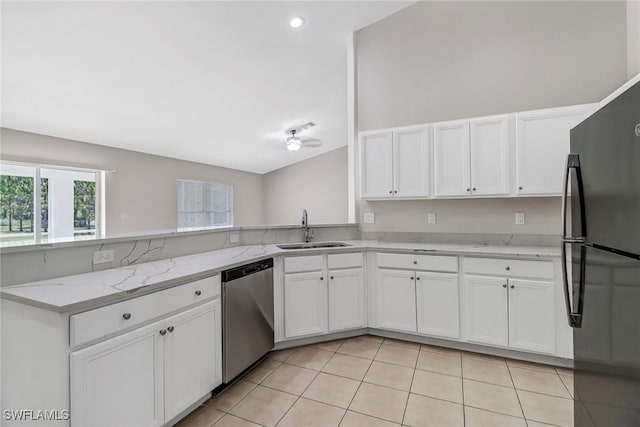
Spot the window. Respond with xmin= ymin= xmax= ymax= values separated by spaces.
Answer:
xmin=177 ymin=180 xmax=233 ymax=230
xmin=0 ymin=162 xmax=102 ymax=247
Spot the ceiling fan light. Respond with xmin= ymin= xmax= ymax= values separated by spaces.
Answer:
xmin=286 ymin=139 xmax=301 ymax=151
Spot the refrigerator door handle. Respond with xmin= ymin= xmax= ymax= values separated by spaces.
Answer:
xmin=561 ymin=242 xmax=584 ymax=328
xmin=561 ymin=153 xmax=587 ymax=243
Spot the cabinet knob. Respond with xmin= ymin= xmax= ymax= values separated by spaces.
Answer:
xmin=505 ymin=266 xmax=511 ymax=271
xmin=413 ymin=261 xmax=418 ymax=265
xmin=320 ymin=277 xmax=324 ymax=281
xmin=167 ymin=326 xmax=175 ymax=333
xmin=466 ymin=188 xmax=471 ymax=192
xmin=122 ymin=313 xmax=132 ymax=320
xmin=159 ymin=329 xmax=167 ymax=336
xmin=394 ymin=190 xmax=398 ymax=194
xmin=389 ymin=190 xmax=393 ymax=194
xmin=416 ymin=277 xmax=421 ymax=280
xmin=330 ymin=276 xmax=334 ymax=280
xmin=502 ymin=284 xmax=507 ymax=288
xmin=410 ymin=277 xmax=415 ymax=280
xmin=510 ymin=285 xmax=515 ymax=289
xmin=519 ymin=186 xmax=523 ymax=190
xmin=195 ymin=290 xmax=202 ymax=296
xmin=472 ymin=187 xmax=476 ymax=191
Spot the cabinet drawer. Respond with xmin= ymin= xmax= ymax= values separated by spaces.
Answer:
xmin=464 ymin=258 xmax=553 ymax=279
xmin=377 ymin=253 xmax=458 ymax=272
xmin=328 ymin=253 xmax=363 ymax=269
xmin=70 ymin=275 xmax=221 ymax=348
xmin=284 ymin=255 xmax=324 ymax=273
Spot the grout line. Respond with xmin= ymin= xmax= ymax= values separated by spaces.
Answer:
xmin=463 ymin=405 xmax=527 ymax=422
xmin=338 ymin=340 xmax=382 ymax=425
xmin=460 ymin=352 xmax=466 ymax=427
xmin=506 ymin=358 xmax=527 ymax=420
xmin=400 ymin=346 xmax=419 ymax=425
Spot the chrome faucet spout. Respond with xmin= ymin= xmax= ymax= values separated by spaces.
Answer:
xmin=301 ymin=209 xmax=313 ymax=243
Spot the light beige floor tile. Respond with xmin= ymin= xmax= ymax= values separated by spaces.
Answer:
xmin=277 ymin=397 xmax=345 ymax=427
xmin=339 ymin=410 xmax=400 ymax=427
xmin=322 ymin=353 xmax=372 ymax=380
xmin=411 ymin=369 xmax=463 ymax=404
xmin=420 ymin=344 xmax=461 ymax=357
xmin=560 ymin=374 xmax=574 ymax=398
xmin=461 ymin=351 xmax=507 ymax=365
xmin=268 ymin=348 xmax=296 ymax=363
xmin=363 ymin=361 xmax=414 ymax=391
xmin=555 ymin=366 xmax=574 ymax=376
xmin=463 ymin=379 xmax=523 ymax=418
xmin=302 ymin=372 xmax=360 ymax=408
xmin=261 ymin=363 xmax=317 ymax=395
xmin=244 ymin=359 xmax=282 ymax=384
xmin=213 ymin=414 xmax=262 ymax=427
xmin=228 ymin=385 xmax=297 ymax=427
xmin=208 ymin=381 xmax=257 ymax=412
xmin=463 ymin=406 xmax=526 ymax=427
xmin=349 ymin=382 xmax=409 ymax=423
xmin=525 ymin=421 xmax=560 ymax=427
xmin=310 ymin=339 xmax=345 ymax=352
xmin=462 ymin=358 xmax=512 ymax=387
xmin=337 ymin=339 xmax=381 ymax=359
xmin=509 ymin=367 xmax=571 ymax=398
xmin=176 ymin=405 xmax=225 ymax=427
xmin=505 ymin=359 xmax=557 ymax=374
xmin=403 ymin=393 xmax=463 ymax=427
xmin=374 ymin=344 xmax=419 ymax=368
xmin=416 ymin=350 xmax=461 ymax=377
xmin=285 ymin=346 xmax=333 ymax=371
xmin=382 ymin=338 xmax=421 ymax=350
xmin=517 ymin=389 xmax=573 ymax=427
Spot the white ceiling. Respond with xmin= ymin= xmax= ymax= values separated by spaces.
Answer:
xmin=1 ymin=1 xmax=411 ymax=174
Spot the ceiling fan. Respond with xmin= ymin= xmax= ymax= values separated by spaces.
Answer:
xmin=280 ymin=122 xmax=323 ymax=151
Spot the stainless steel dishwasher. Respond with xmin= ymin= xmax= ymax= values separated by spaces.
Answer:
xmin=221 ymin=258 xmax=274 ymax=384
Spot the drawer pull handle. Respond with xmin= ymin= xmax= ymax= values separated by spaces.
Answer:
xmin=195 ymin=290 xmax=202 ymax=296
xmin=505 ymin=266 xmax=511 ymax=271
xmin=502 ymin=284 xmax=507 ymax=288
xmin=122 ymin=313 xmax=132 ymax=320
xmin=159 ymin=329 xmax=167 ymax=336
xmin=167 ymin=326 xmax=175 ymax=333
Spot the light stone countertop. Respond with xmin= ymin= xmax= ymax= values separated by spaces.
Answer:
xmin=0 ymin=240 xmax=560 ymax=313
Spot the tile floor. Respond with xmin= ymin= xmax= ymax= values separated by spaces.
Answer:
xmin=176 ymin=335 xmax=574 ymax=427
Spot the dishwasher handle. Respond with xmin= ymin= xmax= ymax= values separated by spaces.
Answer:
xmin=222 ymin=258 xmax=274 ymax=282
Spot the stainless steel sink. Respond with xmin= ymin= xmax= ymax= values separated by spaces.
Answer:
xmin=277 ymin=242 xmax=352 ymax=250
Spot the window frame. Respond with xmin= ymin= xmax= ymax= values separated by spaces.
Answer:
xmin=177 ymin=179 xmax=234 ymax=231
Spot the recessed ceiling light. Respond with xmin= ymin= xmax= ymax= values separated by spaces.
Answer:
xmin=290 ymin=16 xmax=305 ymax=29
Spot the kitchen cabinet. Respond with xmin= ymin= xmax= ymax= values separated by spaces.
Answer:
xmin=360 ymin=126 xmax=431 ymax=199
xmin=281 ymin=253 xmax=365 ymax=340
xmin=515 ymin=104 xmax=597 ymax=195
xmin=434 ymin=115 xmax=511 ymax=197
xmin=463 ymin=258 xmax=555 ymax=354
xmin=416 ymin=271 xmax=460 ymax=339
xmin=377 ymin=268 xmax=417 ymax=332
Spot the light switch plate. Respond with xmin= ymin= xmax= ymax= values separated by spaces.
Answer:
xmin=364 ymin=213 xmax=375 ymax=224
xmin=427 ymin=213 xmax=437 ymax=224
xmin=515 ymin=212 xmax=525 ymax=225
xmin=93 ymin=250 xmax=115 ymax=265
xmin=229 ymin=233 xmax=240 ymax=243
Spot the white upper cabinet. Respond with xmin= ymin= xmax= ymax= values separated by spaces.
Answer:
xmin=393 ymin=126 xmax=431 ymax=198
xmin=515 ymin=104 xmax=597 ymax=195
xmin=434 ymin=120 xmax=470 ymax=197
xmin=360 ymin=131 xmax=394 ymax=199
xmin=469 ymin=115 xmax=511 ymax=196
xmin=360 ymin=126 xmax=431 ymax=199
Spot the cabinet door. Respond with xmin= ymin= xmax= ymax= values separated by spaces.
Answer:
xmin=328 ymin=268 xmax=365 ymax=331
xmin=164 ymin=300 xmax=222 ymax=422
xmin=434 ymin=120 xmax=471 ymax=197
xmin=360 ymin=131 xmax=393 ymax=199
xmin=515 ymin=105 xmax=595 ymax=195
xmin=463 ymin=275 xmax=508 ymax=346
xmin=508 ymin=279 xmax=555 ymax=354
xmin=393 ymin=126 xmax=431 ymax=198
xmin=416 ymin=272 xmax=460 ymax=339
xmin=70 ymin=321 xmax=164 ymax=427
xmin=284 ymin=272 xmax=326 ymax=338
xmin=377 ymin=269 xmax=417 ymax=332
xmin=470 ymin=115 xmax=511 ymax=196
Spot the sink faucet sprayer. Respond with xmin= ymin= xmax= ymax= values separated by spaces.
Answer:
xmin=301 ymin=209 xmax=314 ymax=243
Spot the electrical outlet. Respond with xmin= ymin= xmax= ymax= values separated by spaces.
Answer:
xmin=363 ymin=213 xmax=375 ymax=224
xmin=515 ymin=212 xmax=525 ymax=225
xmin=229 ymin=233 xmax=239 ymax=243
xmin=427 ymin=212 xmax=437 ymax=224
xmin=93 ymin=250 xmax=115 ymax=265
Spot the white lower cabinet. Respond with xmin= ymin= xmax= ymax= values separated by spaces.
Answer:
xmin=71 ymin=299 xmax=222 ymax=427
xmin=464 ymin=275 xmax=509 ymax=347
xmin=377 ymin=269 xmax=417 ymax=332
xmin=416 ymin=272 xmax=460 ymax=339
xmin=282 ymin=253 xmax=365 ymax=340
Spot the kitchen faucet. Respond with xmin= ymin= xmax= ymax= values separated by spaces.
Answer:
xmin=301 ymin=209 xmax=314 ymax=243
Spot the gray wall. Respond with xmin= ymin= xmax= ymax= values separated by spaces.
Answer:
xmin=629 ymin=0 xmax=640 ymax=78
xmin=263 ymin=146 xmax=349 ymax=225
xmin=354 ymin=0 xmax=629 ymax=236
xmin=356 ymin=1 xmax=628 ymax=131
xmin=0 ymin=128 xmax=265 ymax=234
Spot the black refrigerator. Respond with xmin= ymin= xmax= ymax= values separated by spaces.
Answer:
xmin=561 ymin=79 xmax=640 ymax=426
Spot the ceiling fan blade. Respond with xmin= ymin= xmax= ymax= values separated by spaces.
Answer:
xmin=300 ymin=138 xmax=323 ymax=148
